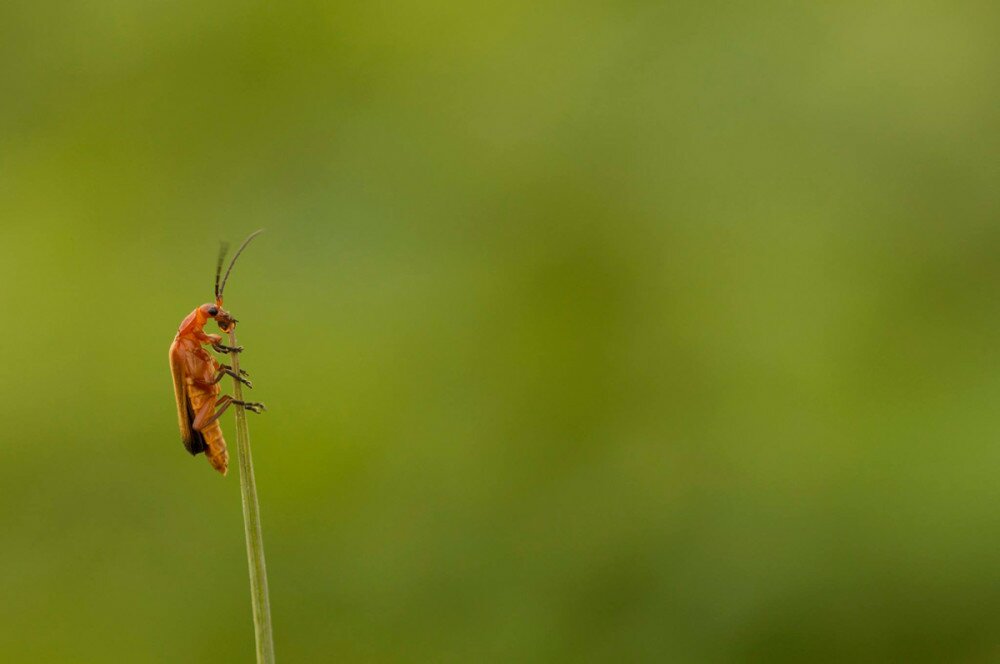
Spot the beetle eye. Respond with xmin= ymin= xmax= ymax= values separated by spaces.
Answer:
xmin=208 ymin=306 xmax=218 ymax=316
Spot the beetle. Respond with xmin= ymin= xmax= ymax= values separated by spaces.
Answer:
xmin=169 ymin=231 xmax=266 ymax=475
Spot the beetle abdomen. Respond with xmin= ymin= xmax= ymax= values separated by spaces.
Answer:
xmin=186 ymin=384 xmax=229 ymax=475
xmin=201 ymin=423 xmax=229 ymax=475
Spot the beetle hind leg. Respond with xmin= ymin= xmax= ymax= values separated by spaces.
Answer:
xmin=190 ymin=396 xmax=219 ymax=432
xmin=198 ymin=395 xmax=267 ymax=428
xmin=236 ymin=400 xmax=266 ymax=414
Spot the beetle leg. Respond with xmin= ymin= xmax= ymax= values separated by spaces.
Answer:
xmin=193 ymin=368 xmax=252 ymax=389
xmin=213 ymin=343 xmax=244 ymax=354
xmin=218 ymin=364 xmax=249 ymax=377
xmin=200 ymin=395 xmax=234 ymax=427
xmin=190 ymin=396 xmax=219 ymax=431
xmin=216 ymin=366 xmax=253 ymax=389
xmin=200 ymin=396 xmax=267 ymax=427
xmin=235 ymin=400 xmax=267 ymax=414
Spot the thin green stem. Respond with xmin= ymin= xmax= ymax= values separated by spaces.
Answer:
xmin=228 ymin=329 xmax=275 ymax=663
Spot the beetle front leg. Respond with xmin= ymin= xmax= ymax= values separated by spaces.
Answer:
xmin=204 ymin=332 xmax=243 ymax=355
xmin=213 ymin=342 xmax=244 ymax=354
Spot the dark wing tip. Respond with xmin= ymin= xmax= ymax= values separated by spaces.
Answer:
xmin=183 ymin=401 xmax=208 ymax=455
xmin=184 ymin=431 xmax=208 ymax=456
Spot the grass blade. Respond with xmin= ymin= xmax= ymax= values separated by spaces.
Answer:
xmin=228 ymin=329 xmax=275 ymax=663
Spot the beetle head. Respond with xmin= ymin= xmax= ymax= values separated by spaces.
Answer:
xmin=215 ymin=307 xmax=238 ymax=332
xmin=198 ymin=302 xmax=238 ymax=332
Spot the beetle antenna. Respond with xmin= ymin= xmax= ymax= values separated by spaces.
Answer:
xmin=214 ymin=241 xmax=229 ymax=303
xmin=219 ymin=229 xmax=264 ymax=300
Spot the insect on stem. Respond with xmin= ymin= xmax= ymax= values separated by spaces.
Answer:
xmin=171 ymin=229 xmax=272 ymax=658
xmin=228 ymin=328 xmax=275 ymax=664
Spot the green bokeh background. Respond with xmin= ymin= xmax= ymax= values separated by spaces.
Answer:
xmin=2 ymin=1 xmax=999 ymax=661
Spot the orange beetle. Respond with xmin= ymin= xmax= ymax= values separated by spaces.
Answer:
xmin=169 ymin=232 xmax=265 ymax=474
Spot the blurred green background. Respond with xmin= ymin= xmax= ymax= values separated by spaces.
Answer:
xmin=1 ymin=1 xmax=998 ymax=661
